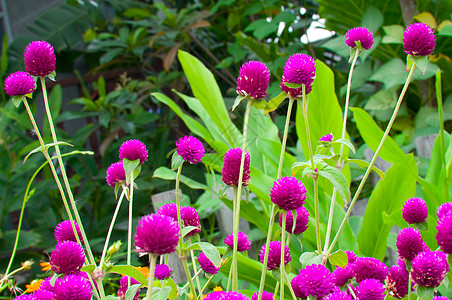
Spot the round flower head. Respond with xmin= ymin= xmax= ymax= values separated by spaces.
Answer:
xmin=15 ymin=295 xmax=36 ymax=300
xmin=345 ymin=27 xmax=374 ymax=50
xmin=222 ymin=148 xmax=251 ymax=187
xmin=157 ymin=203 xmax=178 ymax=220
xmin=353 ymin=257 xmax=388 ymax=283
xmin=433 ymin=297 xmax=450 ymax=300
xmin=385 ymin=260 xmax=409 ymax=299
xmin=324 ymin=291 xmax=352 ymax=300
xmin=236 ymin=61 xmax=270 ymax=100
xmin=118 ymin=276 xmax=140 ymax=300
xmin=292 ymin=264 xmax=334 ymax=299
xmin=270 ymin=176 xmax=306 ymax=211
xmin=224 ymin=231 xmax=252 ymax=252
xmin=4 ymin=71 xmax=36 ymax=97
xmin=396 ymin=227 xmax=424 ymax=261
xmin=280 ymin=53 xmax=316 ymax=97
xmin=205 ymin=291 xmax=249 ymax=300
xmin=134 ymin=214 xmax=180 ymax=255
xmin=346 ymin=250 xmax=358 ymax=264
xmin=176 ymin=135 xmax=205 ymax=164
xmin=155 ymin=264 xmax=172 ymax=280
xmin=403 ymin=23 xmax=436 ymax=56
xmin=437 ymin=202 xmax=452 ymax=220
xmin=24 ymin=41 xmax=56 ymax=77
xmin=54 ymin=220 xmax=83 ymax=244
xmin=333 ymin=265 xmax=355 ymax=287
xmin=402 ymin=197 xmax=428 ymax=224
xmin=106 ymin=161 xmax=126 ymax=187
xmin=39 ymin=278 xmax=55 ymax=293
xmin=411 ymin=251 xmax=449 ymax=288
xmin=119 ymin=139 xmax=148 ymax=164
xmin=437 ymin=214 xmax=452 ymax=253
xmin=279 ymin=206 xmax=309 ymax=234
xmin=320 ymin=133 xmax=333 ymax=143
xmin=198 ymin=252 xmax=220 ymax=275
xmin=259 ymin=241 xmax=291 ymax=271
xmin=32 ymin=290 xmax=55 ymax=300
xmin=54 ymin=274 xmax=92 ymax=300
xmin=181 ymin=206 xmax=202 ymax=236
xmin=251 ymin=291 xmax=274 ymax=300
xmin=355 ymin=278 xmax=385 ymax=300
xmin=49 ymin=241 xmax=85 ymax=275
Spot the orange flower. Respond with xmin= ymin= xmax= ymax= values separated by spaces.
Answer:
xmin=40 ymin=262 xmax=51 ymax=272
xmin=137 ymin=266 xmax=149 ymax=278
xmin=25 ymin=279 xmax=43 ymax=293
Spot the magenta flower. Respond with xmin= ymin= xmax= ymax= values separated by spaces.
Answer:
xmin=402 ymin=197 xmax=428 ymax=224
xmin=385 ymin=260 xmax=409 ymax=299
xmin=437 ymin=214 xmax=452 ymax=254
xmin=251 ymin=291 xmax=274 ymax=300
xmin=181 ymin=206 xmax=202 ymax=236
xmin=279 ymin=206 xmax=309 ymax=234
xmin=433 ymin=297 xmax=450 ymax=300
xmin=345 ymin=27 xmax=374 ymax=50
xmin=205 ymin=291 xmax=249 ymax=300
xmin=106 ymin=161 xmax=126 ymax=187
xmin=54 ymin=274 xmax=92 ymax=300
xmin=403 ymin=23 xmax=436 ymax=56
xmin=291 ymin=264 xmax=335 ymax=299
xmin=437 ymin=202 xmax=452 ymax=220
xmin=176 ymin=135 xmax=204 ymax=164
xmin=54 ymin=220 xmax=83 ymax=244
xmin=259 ymin=241 xmax=291 ymax=270
xmin=355 ymin=278 xmax=385 ymax=300
xmin=280 ymin=53 xmax=316 ymax=97
xmin=236 ymin=61 xmax=270 ymax=100
xmin=324 ymin=291 xmax=352 ymax=300
xmin=270 ymin=176 xmax=306 ymax=211
xmin=118 ymin=276 xmax=140 ymax=300
xmin=39 ymin=278 xmax=55 ymax=293
xmin=353 ymin=257 xmax=388 ymax=283
xmin=222 ymin=148 xmax=251 ymax=187
xmin=346 ymin=250 xmax=358 ymax=264
xmin=198 ymin=252 xmax=220 ymax=275
xmin=332 ymin=265 xmax=355 ymax=287
xmin=224 ymin=232 xmax=252 ymax=252
xmin=157 ymin=203 xmax=178 ymax=220
xmin=4 ymin=71 xmax=36 ymax=97
xmin=320 ymin=133 xmax=333 ymax=143
xmin=50 ymin=241 xmax=85 ymax=275
xmin=396 ymin=227 xmax=424 ymax=261
xmin=14 ymin=295 xmax=36 ymax=300
xmin=155 ymin=264 xmax=172 ymax=280
xmin=411 ymin=251 xmax=449 ymax=288
xmin=134 ymin=214 xmax=180 ymax=255
xmin=119 ymin=139 xmax=148 ymax=164
xmin=32 ymin=290 xmax=55 ymax=300
xmin=24 ymin=41 xmax=56 ymax=77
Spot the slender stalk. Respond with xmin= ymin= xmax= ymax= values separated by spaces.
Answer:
xmin=272 ymin=282 xmax=280 ymax=300
xmin=407 ymin=275 xmax=412 ymax=300
xmin=282 ymin=269 xmax=297 ymax=300
xmin=181 ymin=268 xmax=203 ymax=291
xmin=277 ymin=97 xmax=295 ymax=178
xmin=145 ymin=254 xmax=158 ymax=300
xmin=313 ymin=177 xmax=321 ymax=253
xmin=280 ymin=211 xmax=287 ymax=300
xmin=127 ymin=174 xmax=135 ymax=267
xmin=324 ymin=64 xmax=417 ymax=259
xmin=175 ymin=165 xmax=184 ymax=251
xmin=182 ymin=257 xmax=198 ymax=300
xmin=200 ymin=273 xmax=216 ymax=295
xmin=231 ymin=186 xmax=239 ymax=291
xmin=435 ymin=70 xmax=448 ymax=200
xmin=189 ymin=248 xmax=203 ymax=297
xmin=301 ymin=85 xmax=315 ymax=169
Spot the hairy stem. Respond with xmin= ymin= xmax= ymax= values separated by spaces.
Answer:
xmin=145 ymin=254 xmax=157 ymax=300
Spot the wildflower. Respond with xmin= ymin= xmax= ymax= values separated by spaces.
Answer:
xmin=251 ymin=291 xmax=274 ymax=300
xmin=259 ymin=241 xmax=291 ymax=271
xmin=40 ymin=262 xmax=51 ymax=272
xmin=320 ymin=133 xmax=334 ymax=143
xmin=433 ymin=297 xmax=450 ymax=300
xmin=270 ymin=176 xmax=306 ymax=211
xmin=157 ymin=203 xmax=178 ymax=220
xmin=53 ymin=274 xmax=92 ymax=300
xmin=25 ymin=280 xmax=43 ymax=293
xmin=49 ymin=241 xmax=85 ymax=275
xmin=385 ymin=260 xmax=409 ymax=299
xmin=332 ymin=265 xmax=355 ymax=287
xmin=204 ymin=291 xmax=249 ymax=300
xmin=198 ymin=252 xmax=220 ymax=275
xmin=24 ymin=41 xmax=56 ymax=77
xmin=355 ymin=278 xmax=385 ymax=300
xmin=54 ymin=220 xmax=83 ymax=244
xmin=137 ymin=266 xmax=149 ymax=278
xmin=222 ymin=148 xmax=251 ymax=187
xmin=345 ymin=27 xmax=374 ymax=50
xmin=213 ymin=287 xmax=223 ymax=292
xmin=236 ymin=61 xmax=270 ymax=100
xmin=14 ymin=295 xmax=36 ymax=300
xmin=280 ymin=53 xmax=316 ymax=97
xmin=32 ymin=289 xmax=55 ymax=300
xmin=437 ymin=202 xmax=452 ymax=220
xmin=411 ymin=251 xmax=449 ymax=288
xmin=134 ymin=214 xmax=180 ymax=255
xmin=323 ymin=291 xmax=352 ymax=300
xmin=436 ymin=214 xmax=452 ymax=253
xmin=119 ymin=139 xmax=148 ymax=164
xmin=106 ymin=162 xmax=126 ymax=187
xmin=224 ymin=232 xmax=252 ymax=252
xmin=4 ymin=71 xmax=36 ymax=97
xmin=39 ymin=278 xmax=54 ymax=293
xmin=353 ymin=257 xmax=388 ymax=283
xmin=402 ymin=197 xmax=428 ymax=224
xmin=155 ymin=264 xmax=172 ymax=280
xmin=181 ymin=206 xmax=202 ymax=236
xmin=291 ymin=264 xmax=335 ymax=299
xmin=403 ymin=23 xmax=436 ymax=56
xmin=118 ymin=276 xmax=140 ymax=300
xmin=279 ymin=206 xmax=309 ymax=234
xmin=176 ymin=135 xmax=205 ymax=164
xmin=396 ymin=227 xmax=424 ymax=261
xmin=346 ymin=250 xmax=358 ymax=264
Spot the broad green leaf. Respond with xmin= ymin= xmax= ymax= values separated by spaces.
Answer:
xmin=331 ymin=138 xmax=355 ymax=154
xmin=152 ymin=286 xmax=171 ymax=300
xmin=181 ymin=226 xmax=199 ymax=238
xmin=417 ymin=285 xmax=434 ymax=300
xmin=382 ymin=25 xmax=404 ymax=44
xmin=153 ymin=167 xmax=209 ymax=190
xmin=265 ymin=91 xmax=287 ymax=114
xmin=291 ymin=161 xmax=311 ymax=176
xmin=361 ymin=6 xmax=383 ymax=33
xmin=108 ymin=265 xmax=147 ymax=284
xmin=125 ymin=284 xmax=142 ymax=300
xmin=171 ymin=152 xmax=184 ymax=170
xmin=186 ymin=242 xmax=221 ymax=267
xmin=329 ymin=250 xmax=348 ymax=268
xmin=250 ymin=98 xmax=267 ymax=110
xmin=299 ymin=252 xmax=324 ymax=268
xmin=318 ymin=164 xmax=350 ymax=202
xmin=346 ymin=159 xmax=384 ymax=179
xmin=80 ymin=264 xmax=95 ymax=273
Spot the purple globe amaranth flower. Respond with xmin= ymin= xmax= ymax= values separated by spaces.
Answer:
xmin=411 ymin=251 xmax=449 ymax=288
xmin=176 ymin=135 xmax=205 ymax=164
xmin=259 ymin=240 xmax=291 ymax=271
xmin=158 ymin=203 xmax=178 ymax=220
xmin=118 ymin=276 xmax=140 ymax=300
xmin=279 ymin=206 xmax=309 ymax=234
xmin=119 ymin=139 xmax=148 ymax=164
xmin=32 ymin=290 xmax=55 ymax=300
xmin=251 ymin=291 xmax=274 ymax=300
xmin=396 ymin=227 xmax=425 ymax=261
xmin=198 ymin=252 xmax=220 ymax=275
xmin=270 ymin=176 xmax=306 ymax=211
xmin=155 ymin=264 xmax=172 ymax=280
xmin=333 ymin=265 xmax=355 ymax=287
xmin=39 ymin=278 xmax=55 ymax=293
xmin=402 ymin=197 xmax=428 ymax=224
xmin=222 ymin=148 xmax=251 ymax=187
xmin=224 ymin=232 xmax=252 ymax=252
xmin=324 ymin=291 xmax=352 ymax=300
xmin=437 ymin=202 xmax=452 ymax=220
xmin=403 ymin=23 xmax=436 ymax=56
xmin=205 ymin=291 xmax=249 ymax=300
xmin=433 ymin=297 xmax=450 ymax=300
xmin=134 ymin=214 xmax=180 ymax=255
xmin=280 ymin=53 xmax=316 ymax=97
xmin=49 ymin=241 xmax=85 ymax=275
xmin=181 ymin=206 xmax=202 ymax=236
xmin=4 ymin=71 xmax=36 ymax=97
xmin=54 ymin=220 xmax=83 ymax=244
xmin=355 ymin=278 xmax=385 ymax=300
xmin=292 ymin=264 xmax=335 ymax=299
xmin=353 ymin=257 xmax=388 ymax=283
xmin=437 ymin=214 xmax=452 ymax=254
xmin=236 ymin=61 xmax=270 ymax=100
xmin=15 ymin=295 xmax=36 ymax=300
xmin=320 ymin=133 xmax=334 ymax=143
xmin=346 ymin=250 xmax=358 ymax=264
xmin=54 ymin=274 xmax=92 ymax=300
xmin=385 ymin=260 xmax=409 ymax=299
xmin=345 ymin=27 xmax=374 ymax=50
xmin=106 ymin=161 xmax=126 ymax=187
xmin=24 ymin=41 xmax=56 ymax=77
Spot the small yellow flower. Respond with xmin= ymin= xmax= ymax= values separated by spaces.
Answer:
xmin=137 ymin=266 xmax=149 ymax=278
xmin=25 ymin=279 xmax=43 ymax=293
xmin=40 ymin=262 xmax=51 ymax=272
xmin=213 ymin=286 xmax=223 ymax=292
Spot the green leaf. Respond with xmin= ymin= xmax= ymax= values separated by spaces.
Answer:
xmin=283 ymin=82 xmax=303 ymax=89
xmin=108 ymin=265 xmax=147 ymax=284
xmin=11 ymin=96 xmax=23 ymax=108
xmin=125 ymin=284 xmax=142 ymax=300
xmin=187 ymin=242 xmax=221 ymax=267
xmin=328 ymin=250 xmax=348 ymax=268
xmin=250 ymin=99 xmax=267 ymax=110
xmin=361 ymin=5 xmax=383 ymax=33
xmin=153 ymin=167 xmax=209 ymax=190
xmin=345 ymin=159 xmax=385 ymax=179
xmin=264 ymin=91 xmax=287 ymax=114
xmin=181 ymin=226 xmax=199 ymax=238
xmin=417 ymin=285 xmax=434 ymax=300
xmin=171 ymin=152 xmax=184 ymax=170
xmin=317 ymin=164 xmax=350 ymax=202
xmin=382 ymin=25 xmax=404 ymax=44
xmin=123 ymin=158 xmax=140 ymax=176
xmin=23 ymin=141 xmax=74 ymax=164
xmin=105 ymin=296 xmax=119 ymax=300
xmin=291 ymin=161 xmax=312 ymax=176
xmin=80 ymin=264 xmax=95 ymax=273
xmin=415 ymin=221 xmax=429 ymax=232
xmin=232 ymin=95 xmax=246 ymax=111
xmin=48 ymin=71 xmax=56 ymax=81
xmin=331 ymin=138 xmax=355 ymax=154
xmin=299 ymin=252 xmax=324 ymax=268
xmin=408 ymin=55 xmax=429 ymax=75
xmin=153 ymin=286 xmax=171 ymax=300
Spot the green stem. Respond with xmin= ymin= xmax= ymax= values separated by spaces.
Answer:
xmin=407 ymin=275 xmax=412 ymax=300
xmin=282 ymin=269 xmax=297 ymax=300
xmin=435 ymin=70 xmax=448 ymax=201
xmin=313 ymin=177 xmax=321 ymax=254
xmin=182 ymin=257 xmax=198 ymax=300
xmin=200 ymin=273 xmax=215 ymax=295
xmin=127 ymin=173 xmax=135 ymax=267
xmin=175 ymin=165 xmax=184 ymax=252
xmin=301 ymin=84 xmax=315 ymax=169
xmin=277 ymin=97 xmax=295 ymax=178
xmin=190 ymin=248 xmax=203 ymax=297
xmin=324 ymin=64 xmax=417 ymax=260
xmin=231 ymin=186 xmax=239 ymax=291
xmin=146 ymin=254 xmax=158 ymax=300
xmin=280 ymin=211 xmax=286 ymax=300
